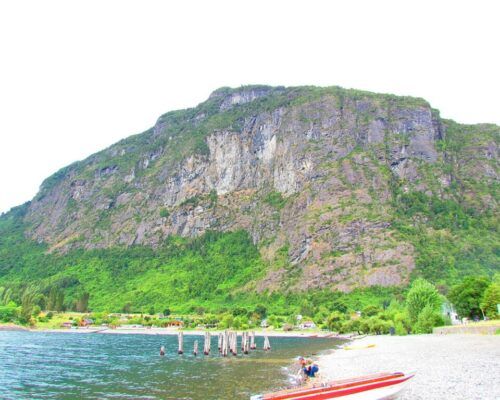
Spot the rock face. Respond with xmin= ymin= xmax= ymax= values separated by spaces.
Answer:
xmin=22 ymin=85 xmax=499 ymax=291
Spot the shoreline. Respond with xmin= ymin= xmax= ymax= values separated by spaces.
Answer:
xmin=16 ymin=326 xmax=350 ymax=338
xmin=315 ymin=334 xmax=500 ymax=399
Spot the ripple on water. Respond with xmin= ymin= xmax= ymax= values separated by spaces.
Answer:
xmin=1 ymin=331 xmax=344 ymax=400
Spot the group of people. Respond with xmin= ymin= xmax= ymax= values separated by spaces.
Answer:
xmin=297 ymin=356 xmax=319 ymax=380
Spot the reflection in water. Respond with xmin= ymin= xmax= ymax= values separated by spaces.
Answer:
xmin=0 ymin=331 xmax=343 ymax=399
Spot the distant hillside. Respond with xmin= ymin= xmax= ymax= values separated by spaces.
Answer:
xmin=0 ymin=85 xmax=498 ymax=312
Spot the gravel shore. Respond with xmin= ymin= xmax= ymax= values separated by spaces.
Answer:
xmin=317 ymin=334 xmax=500 ymax=399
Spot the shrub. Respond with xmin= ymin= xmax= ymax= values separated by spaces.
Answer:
xmin=394 ymin=321 xmax=408 ymax=336
xmin=366 ymin=317 xmax=392 ymax=335
xmin=282 ymin=323 xmax=294 ymax=332
xmin=263 ymin=191 xmax=286 ymax=209
xmin=0 ymin=303 xmax=18 ymax=322
xmin=393 ymin=311 xmax=411 ymax=334
xmin=414 ymin=305 xmax=445 ymax=334
xmin=219 ymin=314 xmax=234 ymax=329
xmin=32 ymin=305 xmax=42 ymax=317
xmin=341 ymin=319 xmax=361 ymax=334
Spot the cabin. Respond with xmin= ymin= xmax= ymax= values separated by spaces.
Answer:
xmin=79 ymin=318 xmax=94 ymax=327
xmin=299 ymin=321 xmax=316 ymax=329
xmin=166 ymin=320 xmax=183 ymax=327
xmin=61 ymin=322 xmax=73 ymax=328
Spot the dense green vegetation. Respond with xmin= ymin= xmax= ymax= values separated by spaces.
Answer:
xmin=1 ymin=201 xmax=497 ymax=333
xmin=0 ymin=208 xmax=268 ymax=313
xmin=392 ymin=191 xmax=498 ymax=284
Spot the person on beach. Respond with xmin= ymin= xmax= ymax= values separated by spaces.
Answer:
xmin=295 ymin=357 xmax=308 ymax=383
xmin=303 ymin=361 xmax=319 ymax=379
xmin=160 ymin=346 xmax=165 ymax=356
xmin=308 ymin=363 xmax=319 ymax=378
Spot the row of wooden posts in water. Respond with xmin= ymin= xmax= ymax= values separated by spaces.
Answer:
xmin=177 ymin=331 xmax=271 ymax=356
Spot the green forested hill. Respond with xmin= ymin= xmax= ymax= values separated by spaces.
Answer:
xmin=0 ymin=85 xmax=498 ymax=314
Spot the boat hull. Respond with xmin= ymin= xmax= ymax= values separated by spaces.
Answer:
xmin=251 ymin=372 xmax=415 ymax=400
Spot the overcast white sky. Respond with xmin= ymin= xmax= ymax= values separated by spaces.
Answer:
xmin=0 ymin=0 xmax=498 ymax=213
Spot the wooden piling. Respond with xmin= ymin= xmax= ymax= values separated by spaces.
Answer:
xmin=263 ymin=335 xmax=271 ymax=351
xmin=250 ymin=331 xmax=256 ymax=350
xmin=221 ymin=330 xmax=229 ymax=357
xmin=232 ymin=332 xmax=237 ymax=356
xmin=218 ymin=332 xmax=223 ymax=353
xmin=204 ymin=331 xmax=211 ymax=355
xmin=242 ymin=332 xmax=249 ymax=354
xmin=178 ymin=331 xmax=184 ymax=354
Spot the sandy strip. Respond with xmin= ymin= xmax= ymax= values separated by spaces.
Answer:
xmin=29 ymin=327 xmax=339 ymax=338
xmin=317 ymin=334 xmax=500 ymax=399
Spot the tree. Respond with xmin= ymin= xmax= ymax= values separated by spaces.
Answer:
xmin=20 ymin=287 xmax=37 ymax=324
xmin=47 ymin=287 xmax=64 ymax=311
xmin=55 ymin=291 xmax=65 ymax=312
xmin=326 ymin=311 xmax=345 ymax=332
xmin=481 ymin=283 xmax=499 ymax=319
xmin=254 ymin=304 xmax=267 ymax=319
xmin=232 ymin=307 xmax=248 ymax=317
xmin=363 ymin=305 xmax=382 ymax=317
xmin=1 ymin=287 xmax=12 ymax=305
xmin=76 ymin=292 xmax=90 ymax=313
xmin=406 ymin=278 xmax=442 ymax=323
xmin=122 ymin=302 xmax=132 ymax=313
xmin=331 ymin=298 xmax=348 ymax=313
xmin=341 ymin=319 xmax=361 ymax=334
xmin=448 ymin=276 xmax=490 ymax=319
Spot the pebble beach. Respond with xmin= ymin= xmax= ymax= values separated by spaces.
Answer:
xmin=317 ymin=334 xmax=500 ymax=400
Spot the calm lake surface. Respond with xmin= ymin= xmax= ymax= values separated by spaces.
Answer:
xmin=0 ymin=331 xmax=343 ymax=400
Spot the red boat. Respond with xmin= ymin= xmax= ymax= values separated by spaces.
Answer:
xmin=250 ymin=371 xmax=415 ymax=400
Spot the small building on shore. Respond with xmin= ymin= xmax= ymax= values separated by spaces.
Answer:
xmin=442 ymin=303 xmax=461 ymax=325
xmin=299 ymin=321 xmax=316 ymax=329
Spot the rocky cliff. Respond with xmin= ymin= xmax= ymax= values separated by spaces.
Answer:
xmin=14 ymin=85 xmax=500 ymax=292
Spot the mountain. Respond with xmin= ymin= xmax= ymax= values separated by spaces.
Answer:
xmin=0 ymin=85 xmax=498 ymax=312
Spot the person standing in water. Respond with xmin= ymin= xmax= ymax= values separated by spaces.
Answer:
xmin=160 ymin=346 xmax=165 ymax=356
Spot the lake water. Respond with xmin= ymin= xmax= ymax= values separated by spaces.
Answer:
xmin=0 ymin=331 xmax=343 ymax=400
